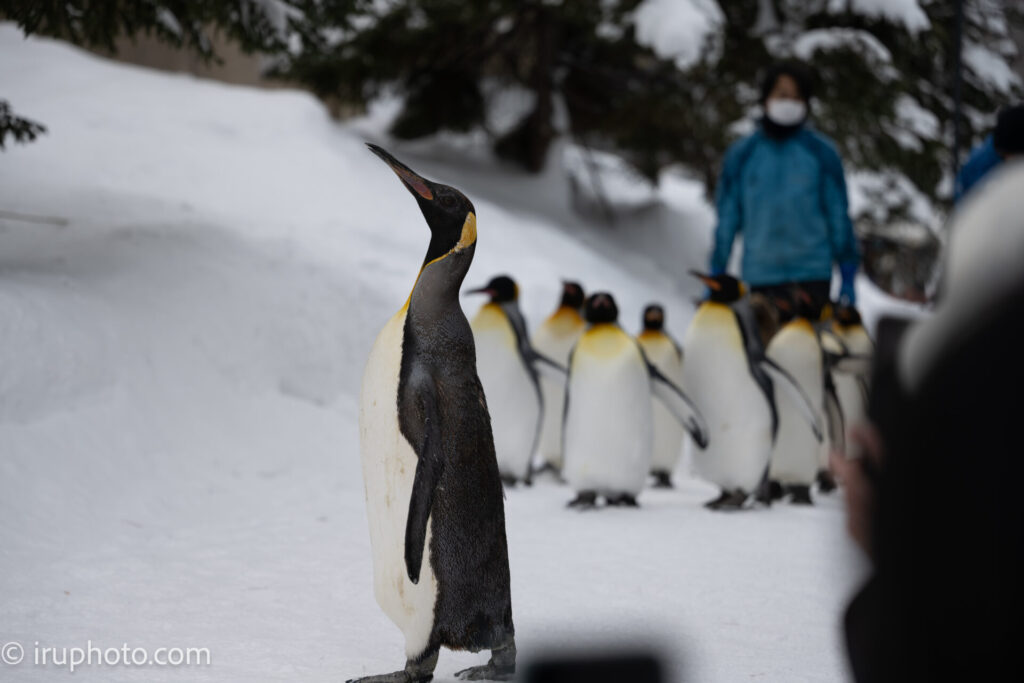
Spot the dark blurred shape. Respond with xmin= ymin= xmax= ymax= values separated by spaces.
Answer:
xmin=844 ymin=165 xmax=1024 ymax=682
xmin=846 ymin=279 xmax=1024 ymax=682
xmin=992 ymin=103 xmax=1024 ymax=156
xmin=524 ymin=653 xmax=663 ymax=683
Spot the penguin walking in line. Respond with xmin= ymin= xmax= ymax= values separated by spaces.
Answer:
xmin=531 ymin=281 xmax=586 ymax=476
xmin=354 ymin=145 xmax=515 ymax=683
xmin=831 ymin=304 xmax=873 ymax=453
xmin=637 ymin=304 xmax=686 ymax=488
xmin=765 ymin=288 xmax=829 ymax=505
xmin=683 ymin=273 xmax=823 ymax=510
xmin=808 ymin=300 xmax=873 ymax=492
xmin=469 ymin=275 xmax=563 ymax=486
xmin=562 ymin=293 xmax=708 ymax=509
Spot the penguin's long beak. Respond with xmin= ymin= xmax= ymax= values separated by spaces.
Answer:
xmin=688 ymin=270 xmax=721 ymax=291
xmin=366 ymin=143 xmax=434 ymax=201
xmin=465 ymin=286 xmax=496 ymax=297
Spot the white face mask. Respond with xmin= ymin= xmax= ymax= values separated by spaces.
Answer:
xmin=765 ymin=98 xmax=807 ymax=127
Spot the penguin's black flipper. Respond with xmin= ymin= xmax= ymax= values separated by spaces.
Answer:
xmin=404 ymin=382 xmax=445 ymax=585
xmin=647 ymin=362 xmax=709 ymax=449
xmin=824 ymin=372 xmax=846 ymax=454
xmin=526 ymin=349 xmax=568 ymax=381
xmin=758 ymin=357 xmax=824 ymax=442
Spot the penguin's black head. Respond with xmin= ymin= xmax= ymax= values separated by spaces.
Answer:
xmin=792 ymin=286 xmax=823 ymax=320
xmin=773 ymin=293 xmax=796 ymax=324
xmin=584 ymin=292 xmax=619 ymax=324
xmin=835 ymin=303 xmax=863 ymax=328
xmin=468 ymin=275 xmax=518 ymax=303
xmin=642 ymin=304 xmax=665 ymax=331
xmin=689 ymin=271 xmax=746 ymax=303
xmin=560 ymin=281 xmax=585 ymax=309
xmin=367 ymin=143 xmax=476 ymax=266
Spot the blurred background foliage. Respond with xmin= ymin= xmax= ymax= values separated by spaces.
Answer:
xmin=4 ymin=0 xmax=1023 ymax=231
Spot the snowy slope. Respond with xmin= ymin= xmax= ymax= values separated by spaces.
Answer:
xmin=1 ymin=25 xmax=871 ymax=682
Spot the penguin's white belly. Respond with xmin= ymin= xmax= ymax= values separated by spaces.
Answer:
xmin=563 ymin=328 xmax=652 ymax=495
xmin=767 ymin=323 xmax=825 ymax=485
xmin=359 ymin=310 xmax=438 ymax=658
xmin=682 ymin=305 xmax=772 ymax=492
xmin=532 ymin=320 xmax=580 ymax=469
xmin=639 ymin=335 xmax=685 ymax=473
xmin=472 ymin=309 xmax=539 ymax=480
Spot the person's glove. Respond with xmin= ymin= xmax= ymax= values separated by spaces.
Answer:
xmin=839 ymin=261 xmax=858 ymax=305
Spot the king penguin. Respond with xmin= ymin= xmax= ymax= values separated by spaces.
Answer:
xmin=765 ymin=287 xmax=829 ymax=505
xmin=354 ymin=145 xmax=515 ymax=683
xmin=562 ymin=293 xmax=708 ymax=508
xmin=831 ymin=304 xmax=873 ymax=453
xmin=636 ymin=304 xmax=686 ymax=488
xmin=683 ymin=273 xmax=823 ymax=510
xmin=468 ymin=275 xmax=562 ymax=486
xmin=531 ymin=281 xmax=586 ymax=476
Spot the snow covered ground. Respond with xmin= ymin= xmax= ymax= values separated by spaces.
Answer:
xmin=0 ymin=25 xmax=912 ymax=682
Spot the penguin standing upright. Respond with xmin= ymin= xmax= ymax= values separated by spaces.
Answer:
xmin=766 ymin=288 xmax=828 ymax=505
xmin=531 ymin=281 xmax=585 ymax=475
xmin=562 ymin=293 xmax=707 ymax=508
xmin=637 ymin=304 xmax=686 ymax=488
xmin=469 ymin=275 xmax=561 ymax=485
xmin=683 ymin=273 xmax=823 ymax=510
xmin=355 ymin=145 xmax=515 ymax=683
xmin=832 ymin=304 xmax=873 ymax=451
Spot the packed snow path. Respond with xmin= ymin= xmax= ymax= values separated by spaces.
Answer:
xmin=0 ymin=26 xmax=873 ymax=681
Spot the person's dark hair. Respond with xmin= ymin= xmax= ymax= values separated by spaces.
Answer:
xmin=993 ymin=104 xmax=1024 ymax=156
xmin=759 ymin=61 xmax=815 ymax=104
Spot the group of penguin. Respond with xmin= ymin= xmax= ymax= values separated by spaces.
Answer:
xmin=353 ymin=146 xmax=872 ymax=682
xmin=467 ymin=272 xmax=872 ymax=511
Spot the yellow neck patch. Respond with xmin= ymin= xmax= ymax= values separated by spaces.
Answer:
xmin=399 ymin=212 xmax=477 ymax=313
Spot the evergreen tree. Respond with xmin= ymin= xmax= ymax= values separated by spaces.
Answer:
xmin=277 ymin=0 xmax=1021 ymax=225
xmin=0 ymin=101 xmax=46 ymax=149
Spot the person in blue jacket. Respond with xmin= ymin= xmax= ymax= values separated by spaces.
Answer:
xmin=955 ymin=104 xmax=1024 ymax=204
xmin=709 ymin=62 xmax=860 ymax=308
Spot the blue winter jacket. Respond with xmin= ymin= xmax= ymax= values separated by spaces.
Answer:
xmin=709 ymin=126 xmax=860 ymax=291
xmin=954 ymin=135 xmax=1002 ymax=204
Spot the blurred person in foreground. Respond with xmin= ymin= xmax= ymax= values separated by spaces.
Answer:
xmin=709 ymin=62 xmax=860 ymax=309
xmin=835 ymin=160 xmax=1024 ymax=682
xmin=954 ymin=103 xmax=1024 ymax=203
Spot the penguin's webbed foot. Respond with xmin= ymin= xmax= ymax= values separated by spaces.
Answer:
xmin=455 ymin=641 xmax=515 ymax=681
xmin=651 ymin=471 xmax=674 ymax=488
xmin=500 ymin=475 xmax=518 ymax=488
xmin=788 ymin=485 xmax=813 ymax=505
xmin=567 ymin=491 xmax=598 ymax=509
xmin=606 ymin=493 xmax=640 ymax=507
xmin=346 ymin=671 xmax=424 ymax=683
xmin=348 ymin=649 xmax=438 ymax=683
xmin=704 ymin=489 xmax=748 ymax=511
xmin=816 ymin=469 xmax=837 ymax=493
